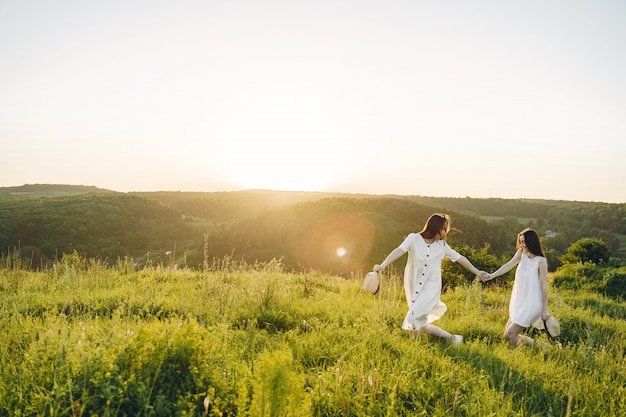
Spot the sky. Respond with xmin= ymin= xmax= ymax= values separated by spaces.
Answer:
xmin=1 ymin=1 xmax=625 ymax=203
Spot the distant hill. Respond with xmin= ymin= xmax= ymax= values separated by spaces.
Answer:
xmin=1 ymin=184 xmax=624 ymax=270
xmin=0 ymin=184 xmax=118 ymax=198
xmin=0 ymin=192 xmax=195 ymax=266
xmin=194 ymin=197 xmax=506 ymax=275
xmin=130 ymin=190 xmax=352 ymax=223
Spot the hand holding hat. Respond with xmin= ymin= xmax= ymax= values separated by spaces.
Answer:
xmin=533 ymin=315 xmax=560 ymax=338
xmin=363 ymin=271 xmax=381 ymax=298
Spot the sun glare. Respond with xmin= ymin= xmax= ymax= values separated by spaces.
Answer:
xmin=294 ymin=213 xmax=376 ymax=273
xmin=215 ymin=96 xmax=346 ymax=191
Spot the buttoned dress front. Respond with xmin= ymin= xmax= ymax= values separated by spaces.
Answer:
xmin=398 ymin=233 xmax=462 ymax=331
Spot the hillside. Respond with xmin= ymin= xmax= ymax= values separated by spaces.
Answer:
xmin=195 ymin=197 xmax=512 ymax=276
xmin=131 ymin=189 xmax=359 ymax=221
xmin=0 ymin=192 xmax=196 ymax=266
xmin=0 ymin=184 xmax=118 ymax=198
xmin=1 ymin=260 xmax=624 ymax=415
xmin=1 ymin=184 xmax=624 ymax=272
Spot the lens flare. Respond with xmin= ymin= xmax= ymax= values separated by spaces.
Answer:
xmin=295 ymin=213 xmax=376 ymax=274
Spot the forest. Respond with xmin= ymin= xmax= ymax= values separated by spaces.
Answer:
xmin=1 ymin=184 xmax=625 ymax=278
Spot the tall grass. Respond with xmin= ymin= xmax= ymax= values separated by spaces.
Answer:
xmin=0 ymin=254 xmax=624 ymax=416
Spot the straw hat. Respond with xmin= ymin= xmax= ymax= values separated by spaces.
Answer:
xmin=363 ymin=271 xmax=380 ymax=297
xmin=533 ymin=316 xmax=560 ymax=337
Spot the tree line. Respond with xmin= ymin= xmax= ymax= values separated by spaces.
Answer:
xmin=0 ymin=194 xmax=196 ymax=266
xmin=1 ymin=186 xmax=624 ymax=277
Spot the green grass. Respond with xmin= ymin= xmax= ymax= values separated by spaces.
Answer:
xmin=0 ymin=257 xmax=624 ymax=416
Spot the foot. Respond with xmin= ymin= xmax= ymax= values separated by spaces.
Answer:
xmin=448 ymin=334 xmax=463 ymax=345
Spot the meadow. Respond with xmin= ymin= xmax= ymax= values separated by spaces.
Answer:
xmin=1 ymin=253 xmax=624 ymax=416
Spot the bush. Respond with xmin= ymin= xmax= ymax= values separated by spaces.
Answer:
xmin=443 ymin=244 xmax=502 ymax=290
xmin=552 ymin=262 xmax=626 ymax=299
xmin=605 ymin=268 xmax=626 ymax=298
xmin=560 ymin=238 xmax=611 ymax=265
xmin=552 ymin=262 xmax=604 ymax=291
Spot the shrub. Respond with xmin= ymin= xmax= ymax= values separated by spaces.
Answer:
xmin=553 ymin=262 xmax=626 ymax=299
xmin=443 ymin=244 xmax=502 ymax=290
xmin=560 ymin=238 xmax=611 ymax=265
xmin=552 ymin=262 xmax=605 ymax=291
xmin=605 ymin=268 xmax=626 ymax=298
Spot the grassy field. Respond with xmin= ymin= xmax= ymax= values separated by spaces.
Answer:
xmin=0 ymin=255 xmax=624 ymax=416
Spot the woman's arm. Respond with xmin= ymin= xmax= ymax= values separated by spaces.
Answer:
xmin=486 ymin=249 xmax=523 ymax=281
xmin=456 ymin=255 xmax=483 ymax=276
xmin=539 ymin=257 xmax=550 ymax=319
xmin=374 ymin=247 xmax=406 ymax=272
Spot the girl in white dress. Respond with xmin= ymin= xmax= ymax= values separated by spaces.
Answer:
xmin=373 ymin=213 xmax=485 ymax=345
xmin=482 ymin=228 xmax=550 ymax=347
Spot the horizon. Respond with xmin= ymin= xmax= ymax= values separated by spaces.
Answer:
xmin=2 ymin=1 xmax=625 ymax=204
xmin=1 ymin=182 xmax=623 ymax=205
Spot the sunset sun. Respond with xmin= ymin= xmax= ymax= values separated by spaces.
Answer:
xmin=215 ymin=96 xmax=347 ymax=191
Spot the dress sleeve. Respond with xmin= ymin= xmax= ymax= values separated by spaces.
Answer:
xmin=398 ymin=233 xmax=414 ymax=252
xmin=444 ymin=241 xmax=462 ymax=262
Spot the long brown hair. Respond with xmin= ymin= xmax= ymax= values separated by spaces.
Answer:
xmin=420 ymin=213 xmax=451 ymax=240
xmin=516 ymin=228 xmax=545 ymax=257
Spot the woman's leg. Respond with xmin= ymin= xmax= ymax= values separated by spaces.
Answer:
xmin=504 ymin=320 xmax=534 ymax=347
xmin=420 ymin=324 xmax=451 ymax=339
xmin=503 ymin=319 xmax=513 ymax=341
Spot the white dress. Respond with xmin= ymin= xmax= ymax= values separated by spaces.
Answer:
xmin=397 ymin=233 xmax=461 ymax=331
xmin=509 ymin=252 xmax=543 ymax=327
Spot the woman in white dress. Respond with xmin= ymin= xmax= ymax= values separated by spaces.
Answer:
xmin=373 ymin=213 xmax=485 ymax=345
xmin=482 ymin=228 xmax=550 ymax=347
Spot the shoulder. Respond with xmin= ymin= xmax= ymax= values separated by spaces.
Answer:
xmin=442 ymin=240 xmax=462 ymax=259
xmin=409 ymin=233 xmax=426 ymax=244
xmin=403 ymin=232 xmax=419 ymax=242
xmin=400 ymin=233 xmax=420 ymax=248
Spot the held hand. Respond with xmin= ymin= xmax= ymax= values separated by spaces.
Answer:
xmin=479 ymin=271 xmax=490 ymax=282
xmin=373 ymin=264 xmax=382 ymax=273
xmin=476 ymin=270 xmax=486 ymax=281
xmin=541 ymin=310 xmax=550 ymax=321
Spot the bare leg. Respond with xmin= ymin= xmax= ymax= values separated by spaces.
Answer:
xmin=517 ymin=335 xmax=535 ymax=346
xmin=420 ymin=324 xmax=452 ymax=340
xmin=503 ymin=319 xmax=513 ymax=340
xmin=504 ymin=320 xmax=534 ymax=347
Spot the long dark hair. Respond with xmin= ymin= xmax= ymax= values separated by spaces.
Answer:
xmin=517 ymin=228 xmax=545 ymax=257
xmin=420 ymin=213 xmax=451 ymax=240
